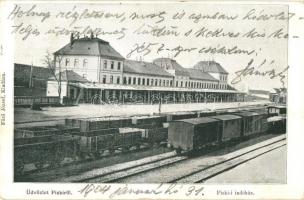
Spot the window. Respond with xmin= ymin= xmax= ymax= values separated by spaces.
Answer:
xmin=117 ymin=62 xmax=121 ymax=70
xmin=151 ymin=79 xmax=154 ymax=86
xmin=123 ymin=77 xmax=127 ymax=84
xmin=110 ymin=75 xmax=113 ymax=84
xmin=103 ymin=60 xmax=107 ymax=69
xmin=133 ymin=77 xmax=136 ymax=85
xmin=74 ymin=59 xmax=79 ymax=68
xmin=111 ymin=61 xmax=114 ymax=69
xmin=163 ymin=80 xmax=165 ymax=86
xmin=170 ymin=80 xmax=173 ymax=87
xmin=175 ymin=81 xmax=178 ymax=87
xmin=65 ymin=58 xmax=70 ymax=67
xmin=166 ymin=80 xmax=169 ymax=86
xmin=181 ymin=81 xmax=183 ymax=87
xmin=142 ymin=78 xmax=146 ymax=85
xmin=128 ymin=77 xmax=131 ymax=84
xmin=155 ymin=79 xmax=158 ymax=86
xmin=117 ymin=77 xmax=120 ymax=84
xmin=83 ymin=59 xmax=88 ymax=68
xmin=138 ymin=77 xmax=141 ymax=85
xmin=102 ymin=75 xmax=106 ymax=84
xmin=147 ymin=78 xmax=150 ymax=86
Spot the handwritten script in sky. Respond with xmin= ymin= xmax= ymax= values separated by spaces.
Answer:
xmin=7 ymin=3 xmax=300 ymax=90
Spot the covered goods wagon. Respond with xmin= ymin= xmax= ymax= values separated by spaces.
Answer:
xmin=168 ymin=117 xmax=220 ymax=152
xmin=211 ymin=115 xmax=242 ymax=142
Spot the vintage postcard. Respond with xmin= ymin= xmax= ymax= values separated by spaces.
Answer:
xmin=0 ymin=0 xmax=303 ymax=199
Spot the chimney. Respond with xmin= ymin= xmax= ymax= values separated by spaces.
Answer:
xmin=70 ymin=33 xmax=74 ymax=46
xmin=90 ymin=31 xmax=94 ymax=39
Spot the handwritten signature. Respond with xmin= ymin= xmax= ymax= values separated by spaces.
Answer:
xmin=78 ymin=183 xmax=204 ymax=198
xmin=231 ymin=58 xmax=289 ymax=87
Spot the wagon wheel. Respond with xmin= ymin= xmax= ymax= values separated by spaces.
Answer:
xmin=79 ymin=152 xmax=87 ymax=161
xmin=14 ymin=161 xmax=24 ymax=175
xmin=93 ymin=152 xmax=101 ymax=159
xmin=122 ymin=146 xmax=128 ymax=152
xmin=109 ymin=148 xmax=115 ymax=154
xmin=51 ymin=152 xmax=65 ymax=167
xmin=98 ymin=150 xmax=104 ymax=157
xmin=175 ymin=148 xmax=182 ymax=155
xmin=136 ymin=144 xmax=141 ymax=150
xmin=34 ymin=162 xmax=44 ymax=170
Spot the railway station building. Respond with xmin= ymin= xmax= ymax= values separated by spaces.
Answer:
xmin=46 ymin=35 xmax=245 ymax=104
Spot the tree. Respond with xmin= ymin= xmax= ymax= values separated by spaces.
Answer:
xmin=43 ymin=51 xmax=64 ymax=105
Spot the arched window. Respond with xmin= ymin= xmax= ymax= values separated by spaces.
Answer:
xmin=103 ymin=60 xmax=107 ymax=69
xmin=102 ymin=75 xmax=106 ymax=84
xmin=74 ymin=59 xmax=79 ymax=68
xmin=83 ymin=59 xmax=88 ymax=68
xmin=65 ymin=58 xmax=70 ymax=67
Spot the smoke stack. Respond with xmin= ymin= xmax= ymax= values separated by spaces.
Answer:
xmin=70 ymin=33 xmax=74 ymax=46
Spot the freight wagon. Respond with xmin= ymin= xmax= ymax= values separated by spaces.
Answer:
xmin=267 ymin=116 xmax=286 ymax=134
xmin=211 ymin=115 xmax=242 ymax=143
xmin=78 ymin=116 xmax=133 ymax=132
xmin=77 ymin=127 xmax=142 ymax=158
xmin=168 ymin=117 xmax=220 ymax=154
xmin=14 ymin=135 xmax=78 ymax=175
xmin=233 ymin=112 xmax=263 ymax=137
xmin=161 ymin=111 xmax=198 ymax=121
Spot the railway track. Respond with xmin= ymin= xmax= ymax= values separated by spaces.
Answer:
xmin=57 ymin=151 xmax=187 ymax=183
xmin=16 ymin=143 xmax=167 ymax=180
xmin=170 ymin=136 xmax=286 ymax=183
xmin=57 ymin=135 xmax=285 ymax=183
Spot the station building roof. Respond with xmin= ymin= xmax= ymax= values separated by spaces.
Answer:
xmin=49 ymin=70 xmax=89 ymax=83
xmin=185 ymin=68 xmax=218 ymax=82
xmin=54 ymin=37 xmax=124 ymax=60
xmin=194 ymin=61 xmax=228 ymax=74
xmin=153 ymin=58 xmax=190 ymax=76
xmin=123 ymin=60 xmax=174 ymax=78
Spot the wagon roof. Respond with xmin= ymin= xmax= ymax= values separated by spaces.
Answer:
xmin=211 ymin=114 xmax=242 ymax=121
xmin=174 ymin=117 xmax=219 ymax=125
xmin=233 ymin=111 xmax=259 ymax=117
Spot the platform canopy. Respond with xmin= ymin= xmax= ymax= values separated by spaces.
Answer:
xmin=69 ymin=82 xmax=245 ymax=94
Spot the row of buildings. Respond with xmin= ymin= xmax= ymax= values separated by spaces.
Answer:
xmin=20 ymin=34 xmax=246 ymax=105
xmin=47 ymin=34 xmax=244 ymax=104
